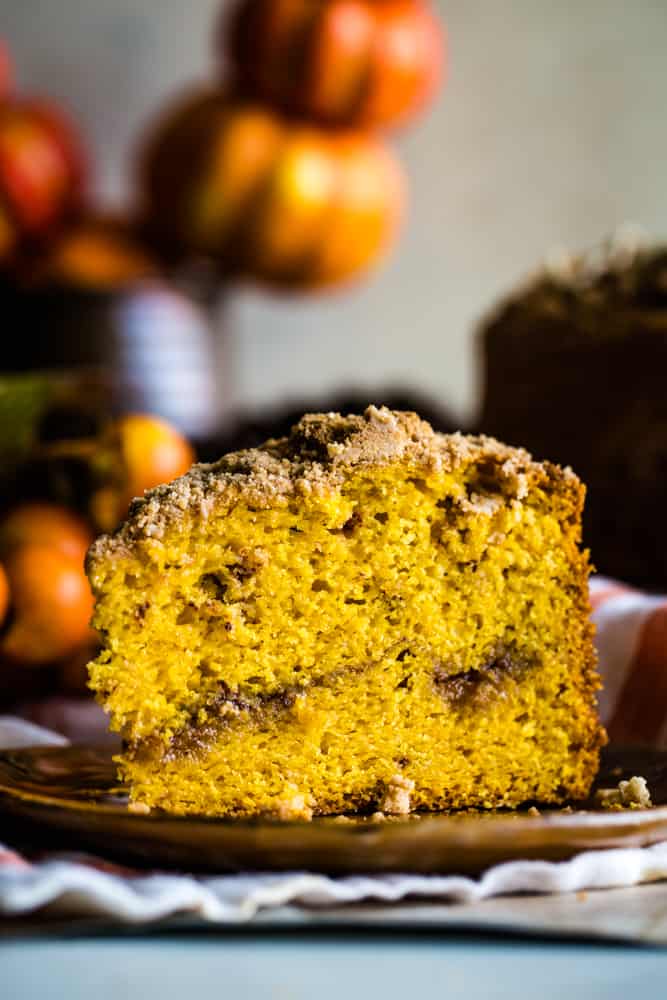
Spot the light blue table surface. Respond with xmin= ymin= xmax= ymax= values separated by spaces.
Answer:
xmin=4 ymin=934 xmax=667 ymax=1000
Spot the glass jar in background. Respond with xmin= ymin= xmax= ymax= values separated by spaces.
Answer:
xmin=1 ymin=275 xmax=232 ymax=445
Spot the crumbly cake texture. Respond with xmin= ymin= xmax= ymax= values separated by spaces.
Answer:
xmin=87 ymin=406 xmax=605 ymax=818
xmin=479 ymin=240 xmax=667 ymax=588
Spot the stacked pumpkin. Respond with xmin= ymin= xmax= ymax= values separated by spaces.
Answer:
xmin=142 ymin=0 xmax=446 ymax=289
xmin=0 ymin=1 xmax=446 ymax=309
xmin=0 ymin=6 xmax=444 ymax=711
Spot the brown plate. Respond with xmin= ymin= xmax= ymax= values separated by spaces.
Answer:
xmin=1 ymin=746 xmax=667 ymax=874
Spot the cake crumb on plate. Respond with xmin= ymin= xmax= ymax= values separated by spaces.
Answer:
xmin=380 ymin=774 xmax=415 ymax=816
xmin=594 ymin=775 xmax=652 ymax=810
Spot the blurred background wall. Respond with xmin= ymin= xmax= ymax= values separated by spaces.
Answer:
xmin=3 ymin=0 xmax=667 ymax=422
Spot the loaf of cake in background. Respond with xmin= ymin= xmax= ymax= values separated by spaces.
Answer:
xmin=479 ymin=237 xmax=667 ymax=589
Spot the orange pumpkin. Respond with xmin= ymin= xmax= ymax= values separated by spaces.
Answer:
xmin=141 ymin=90 xmax=404 ymax=288
xmin=0 ymin=502 xmax=93 ymax=568
xmin=0 ymin=98 xmax=85 ymax=265
xmin=1 ymin=543 xmax=95 ymax=666
xmin=90 ymin=413 xmax=195 ymax=531
xmin=225 ymin=0 xmax=445 ymax=129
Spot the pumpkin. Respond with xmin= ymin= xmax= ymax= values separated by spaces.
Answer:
xmin=0 ymin=98 xmax=85 ymax=265
xmin=224 ymin=0 xmax=445 ymax=129
xmin=140 ymin=90 xmax=404 ymax=288
xmin=1 ymin=542 xmax=95 ymax=665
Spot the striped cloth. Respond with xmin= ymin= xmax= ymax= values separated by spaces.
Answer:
xmin=592 ymin=576 xmax=667 ymax=747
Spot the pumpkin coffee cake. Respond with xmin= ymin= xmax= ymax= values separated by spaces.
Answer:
xmin=87 ymin=407 xmax=604 ymax=818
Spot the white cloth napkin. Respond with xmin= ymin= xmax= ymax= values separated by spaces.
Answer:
xmin=3 ymin=845 xmax=667 ymax=926
xmin=2 ymin=717 xmax=667 ymax=931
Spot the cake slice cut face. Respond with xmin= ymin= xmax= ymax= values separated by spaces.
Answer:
xmin=87 ymin=407 xmax=605 ymax=818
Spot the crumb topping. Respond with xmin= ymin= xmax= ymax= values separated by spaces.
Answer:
xmin=87 ymin=406 xmax=561 ymax=569
xmin=484 ymin=237 xmax=667 ymax=335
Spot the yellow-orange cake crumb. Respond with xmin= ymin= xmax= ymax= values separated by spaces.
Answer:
xmin=87 ymin=407 xmax=605 ymax=818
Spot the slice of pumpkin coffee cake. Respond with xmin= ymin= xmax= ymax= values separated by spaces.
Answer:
xmin=87 ymin=406 xmax=604 ymax=818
